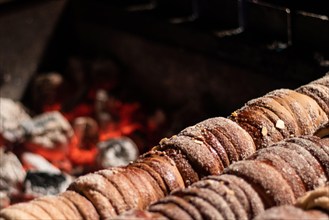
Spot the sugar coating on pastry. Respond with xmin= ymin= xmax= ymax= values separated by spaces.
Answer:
xmin=180 ymin=117 xmax=255 ymax=161
xmin=201 ymin=128 xmax=229 ymax=168
xmin=296 ymin=84 xmax=329 ymax=116
xmin=208 ymin=174 xmax=265 ymax=218
xmin=128 ymin=166 xmax=165 ymax=201
xmin=153 ymin=195 xmax=203 ymax=220
xmin=119 ymin=209 xmax=168 ymax=220
xmin=124 ymin=166 xmax=162 ymax=209
xmin=267 ymin=89 xmax=315 ymax=135
xmin=2 ymin=202 xmax=49 ymax=220
xmin=250 ymin=149 xmax=306 ymax=198
xmin=148 ymin=202 xmax=194 ymax=220
xmin=141 ymin=152 xmax=185 ymax=192
xmin=57 ymin=195 xmax=82 ymax=220
xmin=163 ymin=148 xmax=200 ymax=186
xmin=278 ymin=142 xmax=326 ymax=184
xmin=270 ymin=89 xmax=328 ymax=136
xmin=192 ymin=179 xmax=248 ymax=220
xmin=0 ymin=207 xmax=39 ymax=220
xmin=209 ymin=127 xmax=239 ymax=163
xmin=225 ymin=160 xmax=296 ymax=207
xmin=175 ymin=187 xmax=236 ymax=220
xmin=231 ymin=105 xmax=284 ymax=148
xmin=286 ymin=137 xmax=329 ymax=178
xmin=68 ymin=172 xmax=119 ymax=216
xmin=60 ymin=191 xmax=99 ymax=220
xmin=248 ymin=105 xmax=289 ymax=139
xmin=257 ymin=145 xmax=325 ymax=190
xmin=48 ymin=195 xmax=80 ymax=219
xmin=96 ymin=168 xmax=140 ymax=211
xmin=32 ymin=196 xmax=68 ymax=219
xmin=182 ymin=195 xmax=225 ymax=220
xmin=160 ymin=135 xmax=222 ymax=176
xmin=211 ymin=118 xmax=256 ymax=159
xmin=131 ymin=162 xmax=168 ymax=195
xmin=245 ymin=96 xmax=300 ymax=137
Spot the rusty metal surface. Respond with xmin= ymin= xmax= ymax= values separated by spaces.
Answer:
xmin=0 ymin=0 xmax=67 ymax=100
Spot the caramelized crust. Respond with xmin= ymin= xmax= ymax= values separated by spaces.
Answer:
xmin=231 ymin=105 xmax=283 ymax=148
xmin=95 ymin=168 xmax=140 ymax=211
xmin=152 ymin=195 xmax=202 ymax=220
xmin=159 ymin=136 xmax=222 ymax=176
xmin=296 ymin=84 xmax=329 ymax=116
xmin=180 ymin=117 xmax=255 ymax=162
xmin=245 ymin=96 xmax=300 ymax=137
xmin=68 ymin=172 xmax=118 ymax=217
xmin=131 ymin=162 xmax=168 ymax=195
xmin=0 ymin=208 xmax=38 ymax=220
xmin=212 ymin=118 xmax=256 ymax=160
xmin=127 ymin=165 xmax=165 ymax=201
xmin=163 ymin=148 xmax=199 ymax=186
xmin=182 ymin=195 xmax=224 ymax=220
xmin=201 ymin=129 xmax=230 ymax=168
xmin=279 ymin=142 xmax=326 ymax=185
xmin=207 ymin=174 xmax=265 ymax=218
xmin=210 ymin=128 xmax=239 ymax=163
xmin=124 ymin=166 xmax=161 ymax=209
xmin=192 ymin=179 xmax=248 ymax=220
xmin=3 ymin=202 xmax=49 ymax=220
xmin=267 ymin=89 xmax=327 ymax=135
xmin=32 ymin=197 xmax=68 ymax=219
xmin=286 ymin=137 xmax=329 ymax=178
xmin=60 ymin=191 xmax=99 ymax=220
xmin=289 ymin=90 xmax=328 ymax=132
xmin=255 ymin=146 xmax=324 ymax=191
xmin=141 ymin=152 xmax=185 ymax=192
xmin=225 ymin=160 xmax=296 ymax=208
xmin=173 ymin=187 xmax=236 ymax=220
xmin=118 ymin=209 xmax=168 ymax=220
xmin=250 ymin=150 xmax=306 ymax=198
xmin=57 ymin=195 xmax=82 ymax=220
xmin=148 ymin=202 xmax=193 ymax=220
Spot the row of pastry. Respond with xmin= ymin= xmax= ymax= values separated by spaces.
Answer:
xmin=0 ymin=74 xmax=328 ymax=219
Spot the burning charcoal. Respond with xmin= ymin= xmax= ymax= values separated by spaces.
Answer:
xmin=23 ymin=171 xmax=73 ymax=197
xmin=21 ymin=111 xmax=73 ymax=149
xmin=0 ymin=148 xmax=26 ymax=195
xmin=95 ymin=89 xmax=113 ymax=129
xmin=32 ymin=72 xmax=63 ymax=112
xmin=0 ymin=98 xmax=30 ymax=143
xmin=67 ymin=117 xmax=99 ymax=172
xmin=73 ymin=117 xmax=99 ymax=149
xmin=21 ymin=152 xmax=61 ymax=174
xmin=96 ymin=137 xmax=139 ymax=168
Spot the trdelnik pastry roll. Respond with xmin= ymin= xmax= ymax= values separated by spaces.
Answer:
xmin=115 ymin=135 xmax=328 ymax=220
xmin=254 ymin=185 xmax=329 ymax=220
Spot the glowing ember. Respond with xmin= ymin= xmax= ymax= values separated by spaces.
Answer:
xmin=0 ymin=58 xmax=169 ymax=207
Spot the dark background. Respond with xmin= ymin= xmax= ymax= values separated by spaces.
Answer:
xmin=0 ymin=0 xmax=328 ymax=132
